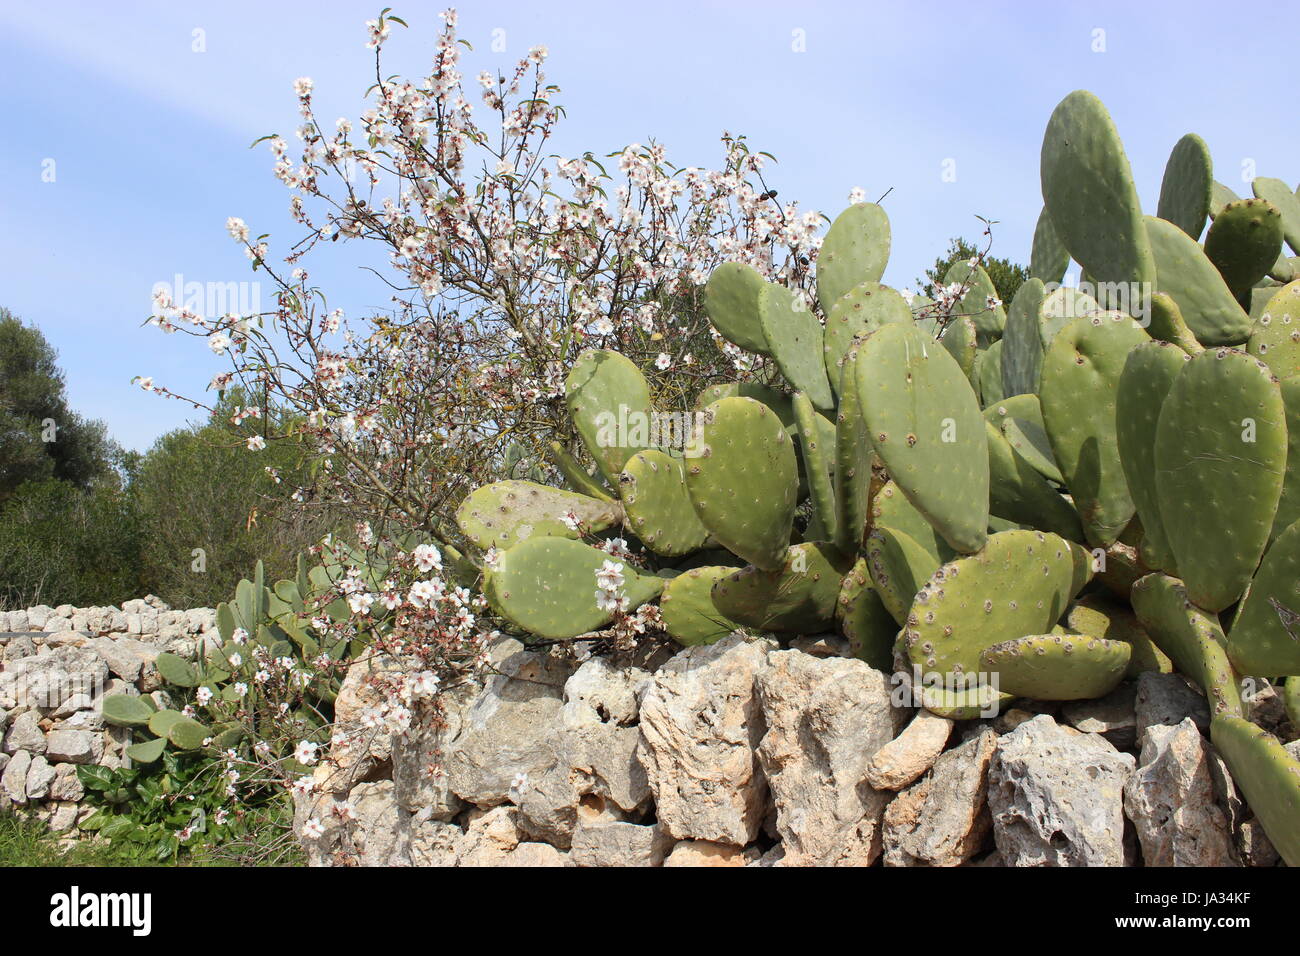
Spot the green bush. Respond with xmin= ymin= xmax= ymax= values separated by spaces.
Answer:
xmin=0 ymin=478 xmax=142 ymax=607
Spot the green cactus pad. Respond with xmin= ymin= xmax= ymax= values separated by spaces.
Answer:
xmin=565 ymin=349 xmax=655 ymax=486
xmin=617 ymin=451 xmax=708 ymax=557
xmin=684 ymin=396 xmax=798 ymax=571
xmin=792 ymin=391 xmax=838 ymax=543
xmin=944 ymin=260 xmax=1007 ymax=346
xmin=938 ymin=315 xmax=979 ymax=383
xmin=865 ymin=527 xmax=944 ymax=626
xmin=985 ymin=421 xmax=1084 ymax=542
xmin=1226 ymin=519 xmax=1300 ymax=676
xmin=101 ymin=694 xmax=154 ymax=728
xmin=1271 ymin=375 xmax=1300 ymax=544
xmin=1067 ymin=595 xmax=1173 ymax=677
xmin=1205 ymin=199 xmax=1285 ymax=301
xmin=1145 ymin=215 xmax=1253 ymax=346
xmin=1145 ymin=291 xmax=1204 ymax=356
xmin=978 ymin=340 xmax=1005 ymax=406
xmin=1251 ymin=176 xmax=1300 ymax=255
xmin=833 ymin=344 xmax=874 ymax=554
xmin=903 ymin=529 xmax=1090 ymax=682
xmin=758 ymin=283 xmax=833 ymax=411
xmin=1209 ymin=180 xmax=1241 ymax=219
xmin=1247 ymin=280 xmax=1300 ymax=379
xmin=823 ymin=281 xmax=912 ymax=395
xmin=1156 ymin=133 xmax=1213 ymax=239
xmin=1040 ymin=312 xmax=1150 ymax=547
xmin=835 ymin=558 xmax=896 ymax=671
xmin=1000 ymin=278 xmax=1047 ymax=397
xmin=125 ymin=738 xmax=167 ymax=764
xmin=547 ymin=442 xmax=614 ymax=501
xmin=1000 ymin=416 xmax=1062 ymax=485
xmin=856 ymin=323 xmax=990 ymax=554
xmin=147 ymin=709 xmax=185 ymax=739
xmin=1039 ymin=286 xmax=1100 ymax=351
xmin=485 ymin=537 xmax=664 ymax=639
xmin=711 ymin=541 xmax=850 ymax=633
xmin=1286 ymin=677 xmax=1300 ymax=729
xmin=1130 ymin=574 xmax=1243 ymax=718
xmin=154 ymin=652 xmax=200 ymax=688
xmin=165 ymin=716 xmax=209 ymax=751
xmin=871 ymin=480 xmax=953 ymax=561
xmin=979 ymin=634 xmax=1130 ymax=701
xmin=1116 ymin=341 xmax=1190 ymax=572
xmin=456 ymin=480 xmax=621 ymax=551
xmin=1040 ymin=90 xmax=1156 ymax=288
xmin=1209 ymin=715 xmax=1300 ymax=866
xmin=816 ymin=202 xmax=891 ymax=315
xmin=704 ymin=261 xmax=770 ymax=353
xmin=1155 ymin=348 xmax=1285 ymax=612
xmin=1030 ymin=208 xmax=1070 ymax=284
xmin=659 ymin=566 xmax=743 ymax=647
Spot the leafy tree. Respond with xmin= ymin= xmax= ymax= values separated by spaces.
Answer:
xmin=130 ymin=391 xmax=327 ymax=607
xmin=0 ymin=479 xmax=142 ymax=607
xmin=917 ymin=237 xmax=1030 ymax=307
xmin=0 ymin=309 xmax=115 ymax=500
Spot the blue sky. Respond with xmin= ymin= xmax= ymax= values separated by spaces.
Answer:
xmin=1 ymin=0 xmax=1294 ymax=451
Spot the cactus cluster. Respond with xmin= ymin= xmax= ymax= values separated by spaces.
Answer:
xmin=454 ymin=90 xmax=1300 ymax=862
xmin=101 ymin=556 xmax=354 ymax=763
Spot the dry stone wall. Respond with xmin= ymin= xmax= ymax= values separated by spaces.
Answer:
xmin=294 ymin=632 xmax=1296 ymax=867
xmin=0 ymin=598 xmax=218 ymax=832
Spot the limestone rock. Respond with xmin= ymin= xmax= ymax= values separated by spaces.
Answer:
xmin=25 ymin=753 xmax=56 ymax=799
xmin=2 ymin=749 xmax=31 ymax=804
xmin=45 ymin=729 xmax=97 ymax=765
xmin=50 ymin=762 xmax=85 ymax=802
xmin=638 ymin=633 xmax=775 ymax=845
xmin=663 ymin=840 xmax=750 ymax=867
xmin=1123 ymin=718 xmax=1236 ymax=866
xmin=85 ymin=636 xmax=158 ymax=683
xmin=755 ymin=649 xmax=904 ymax=865
xmin=570 ymin=819 xmax=673 ymax=867
xmin=391 ymin=684 xmax=474 ymax=822
xmin=1061 ymin=683 xmax=1138 ymax=749
xmin=3 ymin=710 xmax=46 ymax=754
xmin=1135 ymin=672 xmax=1209 ymax=739
xmin=455 ymin=805 xmax=523 ymax=866
xmin=883 ymin=728 xmax=997 ymax=867
xmin=865 ymin=709 xmax=953 ymax=791
xmin=989 ymin=714 xmax=1135 ymax=866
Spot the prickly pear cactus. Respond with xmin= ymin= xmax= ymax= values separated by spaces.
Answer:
xmin=1156 ymin=132 xmax=1213 ymax=239
xmin=565 ymin=349 xmax=655 ymax=486
xmin=816 ymin=202 xmax=890 ymax=315
xmin=618 ymin=451 xmax=708 ymax=557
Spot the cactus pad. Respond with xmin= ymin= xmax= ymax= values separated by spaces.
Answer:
xmin=1251 ymin=176 xmax=1300 ymax=255
xmin=1209 ymin=715 xmax=1300 ymax=866
xmin=1156 ymin=132 xmax=1213 ymax=239
xmin=618 ymin=451 xmax=709 ymax=557
xmin=1040 ymin=90 xmax=1155 ymax=288
xmin=1067 ymin=594 xmax=1172 ymax=677
xmin=979 ymin=633 xmax=1130 ymax=700
xmin=1205 ymin=199 xmax=1285 ymax=301
xmin=823 ymin=281 xmax=911 ymax=394
xmin=1154 ymin=348 xmax=1285 ymax=612
xmin=1116 ymin=340 xmax=1190 ymax=572
xmin=704 ymin=261 xmax=770 ymax=353
xmin=1145 ymin=215 xmax=1253 ymax=345
xmin=711 ymin=541 xmax=851 ymax=633
xmin=985 ymin=420 xmax=1083 ymax=542
xmin=101 ymin=694 xmax=154 ymax=728
xmin=684 ymin=396 xmax=798 ymax=571
xmin=1000 ymin=278 xmax=1046 ymax=397
xmin=456 ymin=480 xmax=621 ymax=551
xmin=1247 ymin=280 xmax=1300 ymax=379
xmin=759 ymin=283 xmax=834 ymax=410
xmin=1040 ymin=312 xmax=1150 ymax=547
xmin=659 ymin=566 xmax=742 ymax=647
xmin=816 ymin=202 xmax=890 ymax=315
xmin=485 ymin=537 xmax=664 ymax=639
xmin=856 ymin=323 xmax=990 ymax=554
xmin=1130 ymin=574 xmax=1243 ymax=718
xmin=903 ymin=529 xmax=1090 ymax=682
xmin=1226 ymin=518 xmax=1300 ymax=676
xmin=792 ymin=391 xmax=838 ymax=543
xmin=566 ymin=349 xmax=655 ymax=486
xmin=1029 ymin=207 xmax=1070 ymax=284
xmin=835 ymin=558 xmax=896 ymax=671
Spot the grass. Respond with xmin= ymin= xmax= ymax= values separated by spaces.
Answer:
xmin=0 ymin=810 xmax=305 ymax=867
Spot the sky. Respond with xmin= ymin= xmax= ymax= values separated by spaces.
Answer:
xmin=1 ymin=0 xmax=1295 ymax=452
